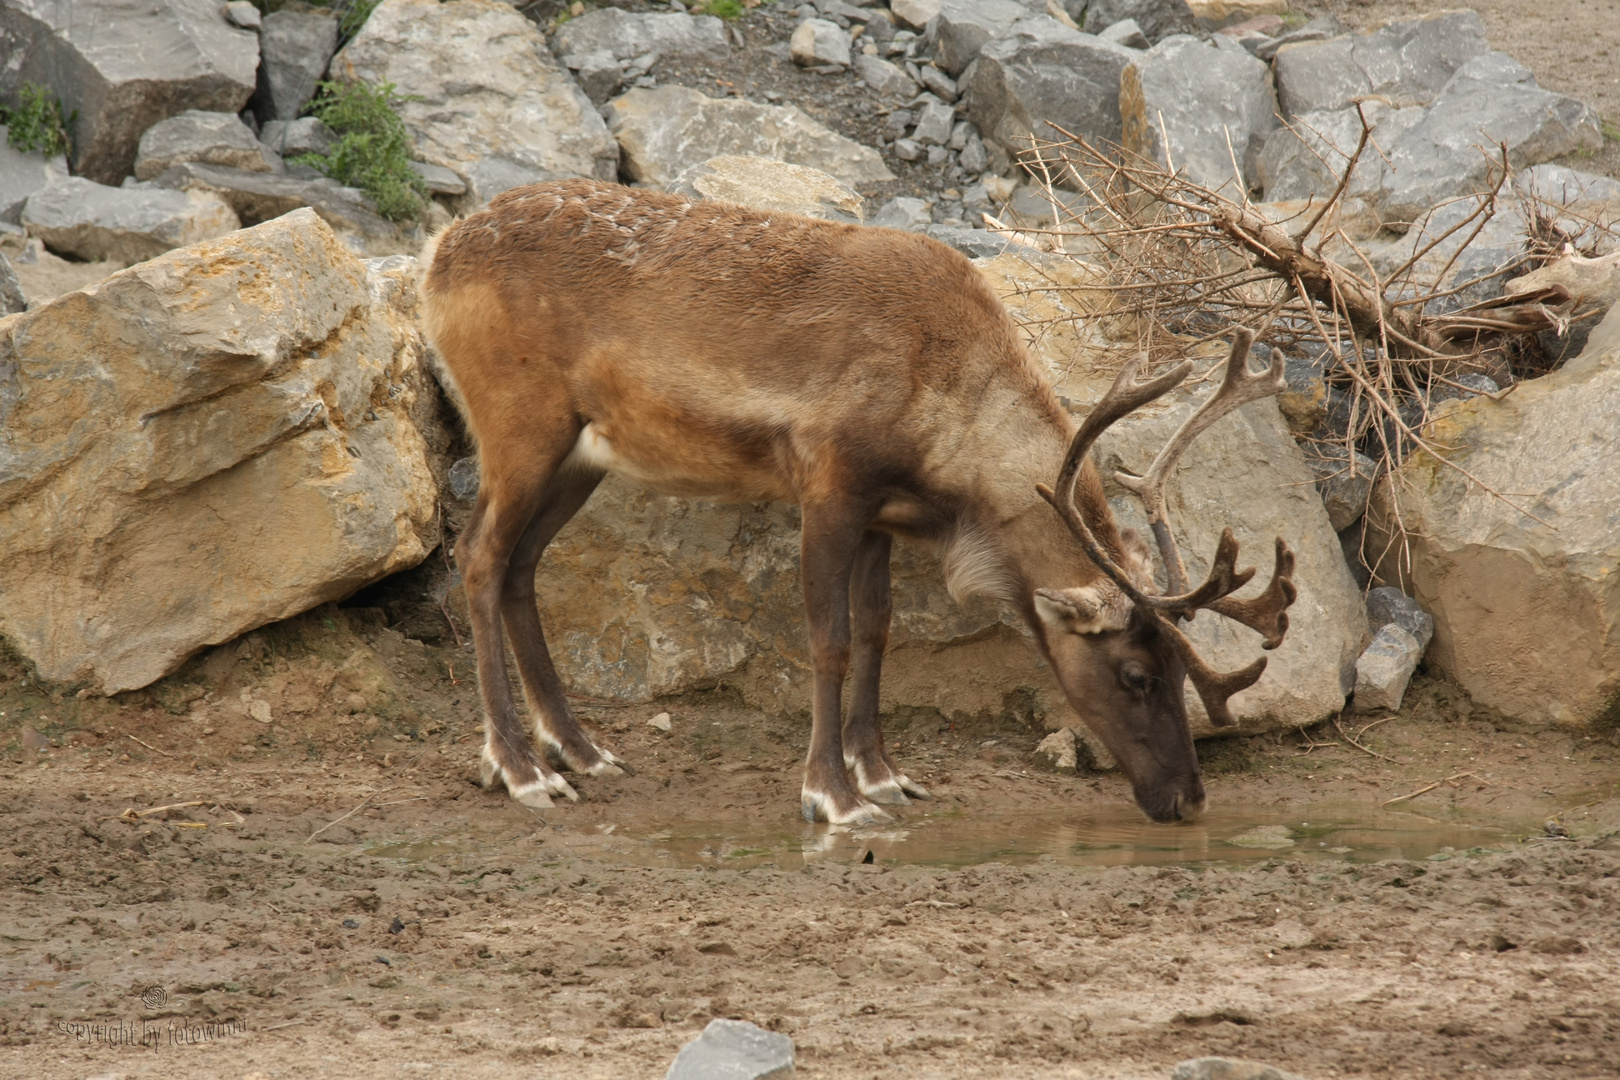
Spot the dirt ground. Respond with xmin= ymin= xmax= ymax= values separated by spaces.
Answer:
xmin=2 ymin=605 xmax=1618 ymax=1080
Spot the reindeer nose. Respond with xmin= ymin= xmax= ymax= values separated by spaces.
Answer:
xmin=1175 ymin=793 xmax=1207 ymax=823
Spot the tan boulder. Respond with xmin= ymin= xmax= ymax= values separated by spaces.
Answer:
xmin=0 ymin=210 xmax=441 ymax=693
xmin=666 ymin=155 xmax=865 ymax=223
xmin=1369 ymin=304 xmax=1620 ymax=728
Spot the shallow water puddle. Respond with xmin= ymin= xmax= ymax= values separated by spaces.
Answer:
xmin=368 ymin=799 xmax=1573 ymax=873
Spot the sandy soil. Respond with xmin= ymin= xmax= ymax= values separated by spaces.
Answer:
xmin=2 ymin=607 xmax=1618 ymax=1080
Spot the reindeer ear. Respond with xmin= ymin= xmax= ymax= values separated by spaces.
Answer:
xmin=1118 ymin=528 xmax=1158 ymax=593
xmin=1034 ymin=585 xmax=1130 ymax=636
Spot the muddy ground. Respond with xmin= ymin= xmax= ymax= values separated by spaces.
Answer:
xmin=2 ymin=604 xmax=1618 ymax=1080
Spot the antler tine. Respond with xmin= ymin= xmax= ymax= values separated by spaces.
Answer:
xmin=1154 ymin=612 xmax=1268 ymax=728
xmin=1112 ymin=328 xmax=1284 ymax=598
xmin=1035 ymin=353 xmax=1193 ymax=607
xmin=1207 ymin=538 xmax=1297 ymax=650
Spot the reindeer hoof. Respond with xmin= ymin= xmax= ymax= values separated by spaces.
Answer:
xmin=507 ymin=778 xmax=556 ymax=808
xmin=801 ymin=788 xmax=893 ymax=826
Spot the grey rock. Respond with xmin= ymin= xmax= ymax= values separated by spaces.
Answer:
xmin=911 ymin=99 xmax=956 ymax=146
xmin=1365 ymin=586 xmax=1434 ymax=651
xmin=150 ymin=161 xmax=406 ymax=255
xmin=918 ymin=64 xmax=959 ymax=102
xmin=958 ymin=130 xmax=989 ymax=173
xmin=791 ymin=18 xmax=851 ymax=67
xmin=1306 ymin=447 xmax=1375 ymax=531
xmin=1515 ymin=162 xmax=1620 ymax=212
xmin=949 ymin=119 xmax=975 ymax=150
xmin=665 ymin=1019 xmax=794 ymax=1080
xmin=411 ymin=160 xmax=466 ymax=196
xmin=0 ymin=0 xmax=259 ymax=184
xmin=573 ymin=50 xmax=624 ymax=106
xmin=967 ymin=16 xmax=1135 ymax=165
xmin=1258 ymin=100 xmax=1424 ymax=204
xmin=1354 ymin=623 xmax=1423 ymax=712
xmin=1073 ymin=0 xmax=1195 ymax=42
xmin=0 ymin=251 xmax=24 ymax=313
xmin=254 ymin=10 xmax=339 ymax=122
xmin=667 ymin=154 xmax=865 ymax=223
xmin=22 ymin=176 xmax=241 ymax=263
xmin=222 ymin=0 xmax=260 ymax=30
xmin=1121 ymin=33 xmax=1277 ymax=191
xmin=0 ymin=126 xmax=69 ymax=224
xmin=854 ymin=54 xmax=916 ymax=99
xmin=604 ymin=85 xmax=893 ymax=188
xmin=1034 ymin=727 xmax=1077 ymax=770
xmin=874 ymin=196 xmax=939 ymax=229
xmin=931 ymin=0 xmax=1030 ymax=76
xmin=447 ymin=457 xmax=480 ymax=501
xmin=1172 ymin=1057 xmax=1309 ymax=1080
xmin=134 ymin=109 xmax=280 ymax=181
xmin=926 ymin=144 xmax=950 ymax=165
xmin=331 ymin=0 xmax=620 ymax=205
xmin=1379 ymin=53 xmax=1603 ymax=229
xmin=1254 ymin=14 xmax=1341 ymax=62
xmin=259 ymin=116 xmax=337 ymax=158
xmin=924 ymin=224 xmax=1019 ymax=258
xmin=893 ymin=136 xmax=923 ymax=161
xmin=1273 ymin=11 xmax=1488 ymax=117
xmin=1098 ymin=17 xmax=1148 ymax=48
xmin=552 ymin=8 xmax=729 ymax=65
xmin=890 ymin=0 xmax=940 ymax=31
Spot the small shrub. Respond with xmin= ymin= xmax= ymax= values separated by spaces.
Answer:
xmin=296 ymin=79 xmax=427 ymax=222
xmin=693 ymin=0 xmax=746 ymax=18
xmin=1 ymin=82 xmax=73 ymax=158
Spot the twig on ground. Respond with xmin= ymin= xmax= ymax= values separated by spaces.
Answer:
xmin=126 ymin=734 xmax=173 ymax=758
xmin=1354 ymin=716 xmax=1397 ymax=741
xmin=1333 ymin=714 xmax=1402 ymax=764
xmin=304 ymin=786 xmax=395 ymax=844
xmin=118 ymin=799 xmax=205 ymax=821
xmin=1380 ymin=770 xmax=1478 ymax=808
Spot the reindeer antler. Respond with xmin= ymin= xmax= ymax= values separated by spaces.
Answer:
xmin=1036 ymin=328 xmax=1299 ymax=725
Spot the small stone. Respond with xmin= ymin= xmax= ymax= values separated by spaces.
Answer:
xmin=911 ymin=100 xmax=956 ymax=146
xmin=648 ymin=711 xmax=672 ymax=732
xmin=957 ymin=132 xmax=989 ymax=174
xmin=258 ymin=117 xmax=336 ymax=158
xmin=221 ymin=0 xmax=261 ymax=30
xmin=1098 ymin=17 xmax=1149 ymax=48
xmin=889 ymin=0 xmax=940 ymax=31
xmin=871 ymin=196 xmax=932 ymax=231
xmin=248 ymin=699 xmax=273 ymax=724
xmin=1171 ymin=1056 xmax=1309 ymax=1080
xmin=1305 ymin=448 xmax=1375 ymax=531
xmin=1354 ymin=623 xmax=1422 ymax=712
xmin=0 ymin=252 xmax=25 ymax=314
xmin=926 ymin=145 xmax=949 ymax=166
xmin=664 ymin=1018 xmax=793 ymax=1080
xmin=1365 ymin=587 xmax=1434 ymax=652
xmin=918 ymin=65 xmax=958 ymax=103
xmin=892 ymin=137 xmax=923 ymax=161
xmin=790 ymin=18 xmax=851 ymax=68
xmin=574 ymin=49 xmax=625 ymax=105
xmin=411 ymin=160 xmax=466 ymax=196
xmin=447 ymin=457 xmax=480 ymax=501
xmin=1034 ymin=728 xmax=1077 ymax=771
xmin=853 ymin=54 xmax=916 ymax=100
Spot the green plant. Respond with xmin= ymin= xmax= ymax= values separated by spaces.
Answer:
xmin=338 ymin=0 xmax=382 ymax=37
xmin=694 ymin=0 xmax=745 ymax=18
xmin=296 ymin=79 xmax=427 ymax=222
xmin=1 ymin=82 xmax=73 ymax=158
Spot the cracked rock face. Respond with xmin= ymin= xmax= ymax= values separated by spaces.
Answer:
xmin=330 ymin=0 xmax=620 ymax=206
xmin=0 ymin=210 xmax=441 ymax=693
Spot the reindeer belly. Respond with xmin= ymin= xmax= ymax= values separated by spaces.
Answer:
xmin=564 ymin=421 xmax=794 ymax=502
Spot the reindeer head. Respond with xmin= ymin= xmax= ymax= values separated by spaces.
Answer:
xmin=1032 ymin=329 xmax=1298 ymax=823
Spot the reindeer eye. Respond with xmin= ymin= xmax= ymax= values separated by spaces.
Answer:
xmin=1120 ymin=664 xmax=1149 ymax=693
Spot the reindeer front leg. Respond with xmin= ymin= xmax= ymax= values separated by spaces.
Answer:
xmin=843 ymin=530 xmax=930 ymax=805
xmin=799 ymin=501 xmax=891 ymax=826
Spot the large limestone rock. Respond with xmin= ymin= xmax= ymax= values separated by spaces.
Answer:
xmin=603 ymin=85 xmax=894 ymax=189
xmin=252 ymin=9 xmax=340 ymax=123
xmin=0 ymin=0 xmax=259 ymax=185
xmin=0 ymin=210 xmax=441 ymax=694
xmin=931 ymin=0 xmax=1030 ymax=77
xmin=552 ymin=8 xmax=729 ymax=67
xmin=1121 ymin=33 xmax=1277 ymax=191
xmin=1272 ymin=11 xmax=1487 ymax=118
xmin=667 ymin=155 xmax=865 ymax=223
xmin=1257 ymin=100 xmax=1425 ymax=205
xmin=529 ymin=251 xmax=1362 ymax=734
xmin=1367 ymin=306 xmax=1620 ymax=728
xmin=330 ymin=0 xmax=620 ymax=206
xmin=1071 ymin=0 xmax=1196 ymax=41
xmin=134 ymin=110 xmax=282 ymax=181
xmin=21 ymin=177 xmax=240 ymax=264
xmin=1377 ymin=53 xmax=1602 ymax=229
xmin=967 ymin=16 xmax=1135 ymax=165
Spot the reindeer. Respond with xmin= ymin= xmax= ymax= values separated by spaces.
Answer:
xmin=420 ymin=179 xmax=1297 ymax=826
